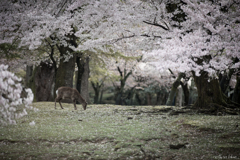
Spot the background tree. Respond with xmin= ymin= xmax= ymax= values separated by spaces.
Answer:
xmin=143 ymin=0 xmax=240 ymax=113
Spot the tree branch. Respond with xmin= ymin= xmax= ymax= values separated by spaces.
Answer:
xmin=117 ymin=66 xmax=123 ymax=77
xmin=143 ymin=20 xmax=169 ymax=31
xmin=110 ymin=34 xmax=135 ymax=44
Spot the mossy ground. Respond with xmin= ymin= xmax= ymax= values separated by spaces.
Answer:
xmin=0 ymin=102 xmax=240 ymax=159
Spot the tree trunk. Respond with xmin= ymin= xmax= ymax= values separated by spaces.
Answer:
xmin=180 ymin=81 xmax=189 ymax=106
xmin=193 ymin=71 xmax=225 ymax=108
xmin=29 ymin=62 xmax=55 ymax=101
xmin=91 ymin=82 xmax=100 ymax=104
xmin=100 ymin=88 xmax=104 ymax=104
xmin=76 ymin=56 xmax=84 ymax=94
xmin=115 ymin=67 xmax=132 ymax=105
xmin=147 ymin=93 xmax=152 ymax=105
xmin=193 ymin=71 xmax=239 ymax=114
xmin=76 ymin=56 xmax=90 ymax=103
xmin=55 ymin=46 xmax=76 ymax=90
xmin=232 ymin=76 xmax=240 ymax=104
xmin=219 ymin=70 xmax=234 ymax=96
xmin=166 ymin=73 xmax=184 ymax=105
xmin=135 ymin=93 xmax=142 ymax=105
xmin=155 ymin=91 xmax=161 ymax=105
xmin=175 ymin=86 xmax=183 ymax=106
xmin=25 ymin=65 xmax=33 ymax=87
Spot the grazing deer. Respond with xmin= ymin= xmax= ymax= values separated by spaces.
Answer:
xmin=55 ymin=87 xmax=87 ymax=110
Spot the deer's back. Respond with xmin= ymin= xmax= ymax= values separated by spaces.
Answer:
xmin=57 ymin=87 xmax=79 ymax=99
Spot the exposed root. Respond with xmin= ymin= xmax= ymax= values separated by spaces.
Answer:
xmin=196 ymin=103 xmax=240 ymax=115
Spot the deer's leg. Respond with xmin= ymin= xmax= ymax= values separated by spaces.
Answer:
xmin=55 ymin=97 xmax=57 ymax=109
xmin=55 ymin=97 xmax=64 ymax=109
xmin=73 ymin=99 xmax=77 ymax=110
xmin=58 ymin=98 xmax=64 ymax=109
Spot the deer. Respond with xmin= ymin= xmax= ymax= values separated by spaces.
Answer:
xmin=55 ymin=87 xmax=87 ymax=110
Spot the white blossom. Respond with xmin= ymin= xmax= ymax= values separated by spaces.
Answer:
xmin=0 ymin=64 xmax=34 ymax=125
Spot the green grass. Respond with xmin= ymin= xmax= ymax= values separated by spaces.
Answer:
xmin=0 ymin=102 xmax=240 ymax=159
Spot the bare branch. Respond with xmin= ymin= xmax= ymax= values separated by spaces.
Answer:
xmin=143 ymin=20 xmax=169 ymax=31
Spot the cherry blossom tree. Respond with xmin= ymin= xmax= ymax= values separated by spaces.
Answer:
xmin=0 ymin=64 xmax=34 ymax=125
xmin=143 ymin=0 xmax=240 ymax=113
xmin=0 ymin=0 xmax=150 ymax=98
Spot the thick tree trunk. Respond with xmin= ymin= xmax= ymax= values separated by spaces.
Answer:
xmin=193 ymin=71 xmax=225 ymax=109
xmin=55 ymin=46 xmax=76 ymax=90
xmin=193 ymin=71 xmax=239 ymax=114
xmin=29 ymin=62 xmax=55 ymax=101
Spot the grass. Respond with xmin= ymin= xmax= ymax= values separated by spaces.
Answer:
xmin=0 ymin=102 xmax=240 ymax=159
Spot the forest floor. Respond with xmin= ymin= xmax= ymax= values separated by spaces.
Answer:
xmin=0 ymin=102 xmax=240 ymax=160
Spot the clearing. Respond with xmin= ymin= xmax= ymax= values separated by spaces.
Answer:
xmin=0 ymin=102 xmax=240 ymax=159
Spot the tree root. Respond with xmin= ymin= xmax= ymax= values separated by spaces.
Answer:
xmin=197 ymin=103 xmax=240 ymax=115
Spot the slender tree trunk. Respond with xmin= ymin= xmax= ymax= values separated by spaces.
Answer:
xmin=166 ymin=73 xmax=184 ymax=105
xmin=232 ymin=76 xmax=240 ymax=104
xmin=76 ymin=56 xmax=90 ymax=103
xmin=100 ymin=88 xmax=104 ymax=104
xmin=219 ymin=70 xmax=234 ymax=95
xmin=76 ymin=56 xmax=84 ymax=94
xmin=175 ymin=86 xmax=183 ymax=106
xmin=155 ymin=91 xmax=161 ymax=105
xmin=135 ymin=93 xmax=142 ymax=105
xmin=25 ymin=65 xmax=33 ymax=87
xmin=115 ymin=67 xmax=132 ymax=105
xmin=180 ymin=81 xmax=189 ymax=106
xmin=92 ymin=82 xmax=100 ymax=104
xmin=147 ymin=93 xmax=152 ymax=105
